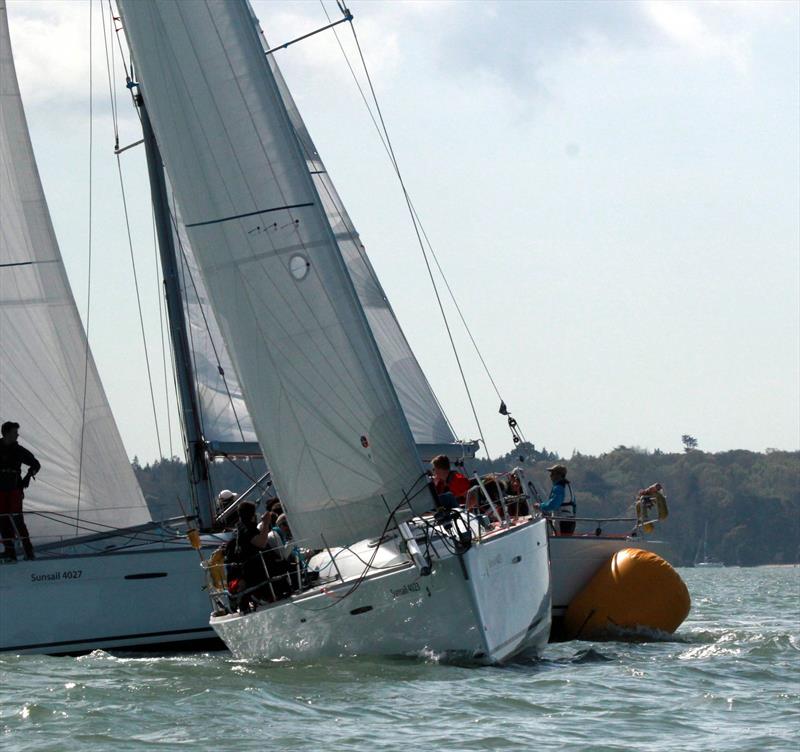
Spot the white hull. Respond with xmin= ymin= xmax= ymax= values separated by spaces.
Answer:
xmin=0 ymin=529 xmax=224 ymax=654
xmin=548 ymin=533 xmax=666 ymax=638
xmin=212 ymin=518 xmax=551 ymax=664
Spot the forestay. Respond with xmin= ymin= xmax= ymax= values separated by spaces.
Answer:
xmin=0 ymin=5 xmax=150 ymax=545
xmin=119 ymin=0 xmax=432 ymax=547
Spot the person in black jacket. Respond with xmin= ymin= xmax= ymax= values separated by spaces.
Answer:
xmin=226 ymin=501 xmax=290 ymax=610
xmin=0 ymin=421 xmax=40 ymax=561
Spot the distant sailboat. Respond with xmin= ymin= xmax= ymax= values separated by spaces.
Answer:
xmin=0 ymin=1 xmax=226 ymax=654
xmin=117 ymin=0 xmax=552 ymax=663
xmin=695 ymin=521 xmax=724 ymax=568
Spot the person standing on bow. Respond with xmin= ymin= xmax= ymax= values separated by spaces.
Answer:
xmin=540 ymin=464 xmax=576 ymax=536
xmin=0 ymin=421 xmax=40 ymax=561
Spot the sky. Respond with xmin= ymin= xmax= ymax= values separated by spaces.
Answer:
xmin=5 ymin=0 xmax=799 ymax=463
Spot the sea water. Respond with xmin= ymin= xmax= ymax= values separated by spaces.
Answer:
xmin=1 ymin=566 xmax=798 ymax=752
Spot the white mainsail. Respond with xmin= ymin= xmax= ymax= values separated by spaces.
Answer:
xmin=0 ymin=4 xmax=150 ymax=545
xmin=118 ymin=0 xmax=433 ymax=547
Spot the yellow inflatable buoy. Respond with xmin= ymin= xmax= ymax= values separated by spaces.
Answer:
xmin=563 ymin=548 xmax=690 ymax=641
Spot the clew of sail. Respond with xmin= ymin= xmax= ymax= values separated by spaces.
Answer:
xmin=0 ymin=4 xmax=150 ymax=546
xmin=118 ymin=0 xmax=433 ymax=548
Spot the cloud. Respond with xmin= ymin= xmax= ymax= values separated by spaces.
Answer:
xmin=404 ymin=0 xmax=795 ymax=99
xmin=6 ymin=0 xmax=136 ymax=133
xmin=642 ymin=1 xmax=751 ymax=72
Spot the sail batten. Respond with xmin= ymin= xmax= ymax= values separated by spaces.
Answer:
xmin=119 ymin=0 xmax=432 ymax=547
xmin=0 ymin=5 xmax=151 ymax=544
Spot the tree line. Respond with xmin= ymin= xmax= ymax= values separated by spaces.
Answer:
xmin=133 ymin=444 xmax=799 ymax=567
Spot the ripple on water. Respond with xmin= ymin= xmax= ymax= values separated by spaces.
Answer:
xmin=1 ymin=566 xmax=798 ymax=751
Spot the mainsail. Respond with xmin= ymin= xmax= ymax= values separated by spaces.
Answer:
xmin=0 ymin=4 xmax=150 ymax=545
xmin=118 ymin=0 xmax=433 ymax=547
xmin=171 ymin=198 xmax=256 ymax=447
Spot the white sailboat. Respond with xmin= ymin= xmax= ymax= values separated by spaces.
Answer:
xmin=0 ymin=2 xmax=227 ymax=654
xmin=117 ymin=0 xmax=551 ymax=663
xmin=695 ymin=521 xmax=723 ymax=568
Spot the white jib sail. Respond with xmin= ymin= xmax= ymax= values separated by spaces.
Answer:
xmin=118 ymin=0 xmax=432 ymax=547
xmin=0 ymin=4 xmax=150 ymax=546
xmin=173 ymin=5 xmax=455 ymax=450
xmin=260 ymin=23 xmax=455 ymax=448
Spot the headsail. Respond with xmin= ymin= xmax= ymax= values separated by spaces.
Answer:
xmin=118 ymin=0 xmax=432 ymax=547
xmin=259 ymin=19 xmax=455 ymax=449
xmin=172 ymin=3 xmax=459 ymax=455
xmin=0 ymin=4 xmax=150 ymax=545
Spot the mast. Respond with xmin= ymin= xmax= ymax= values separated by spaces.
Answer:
xmin=137 ymin=95 xmax=214 ymax=530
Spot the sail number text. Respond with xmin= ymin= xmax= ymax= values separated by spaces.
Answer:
xmin=30 ymin=570 xmax=83 ymax=583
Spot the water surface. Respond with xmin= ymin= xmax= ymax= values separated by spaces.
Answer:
xmin=2 ymin=566 xmax=798 ymax=751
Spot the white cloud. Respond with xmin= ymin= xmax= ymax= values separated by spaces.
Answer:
xmin=642 ymin=1 xmax=751 ymax=72
xmin=7 ymin=1 xmax=92 ymax=104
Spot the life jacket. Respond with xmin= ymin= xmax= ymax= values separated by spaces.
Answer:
xmin=555 ymin=480 xmax=576 ymax=516
xmin=437 ymin=470 xmax=470 ymax=499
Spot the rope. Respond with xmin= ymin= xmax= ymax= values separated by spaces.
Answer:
xmin=288 ymin=473 xmax=432 ymax=612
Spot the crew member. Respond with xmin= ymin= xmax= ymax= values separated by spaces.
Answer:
xmin=541 ymin=464 xmax=576 ymax=535
xmin=267 ymin=514 xmax=307 ymax=591
xmin=0 ymin=421 xmax=40 ymax=561
xmin=227 ymin=501 xmax=282 ymax=608
xmin=216 ymin=489 xmax=238 ymax=515
xmin=431 ymin=454 xmax=470 ymax=504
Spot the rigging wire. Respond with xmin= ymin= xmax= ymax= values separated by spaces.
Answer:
xmin=105 ymin=2 xmax=178 ymax=461
xmin=99 ymin=1 xmax=118 ymax=145
xmin=343 ymin=20 xmax=491 ymax=459
xmin=170 ymin=223 xmax=248 ymax=444
xmin=321 ymin=1 xmax=527 ymax=449
xmin=287 ymin=473 xmax=432 ymax=612
xmin=114 ymin=153 xmax=164 ymax=458
xmin=261 ymin=35 xmax=457 ymax=444
xmin=75 ymin=1 xmax=94 ymax=533
xmin=112 ymin=7 xmax=246 ymax=477
xmin=99 ymin=6 xmax=165 ymax=459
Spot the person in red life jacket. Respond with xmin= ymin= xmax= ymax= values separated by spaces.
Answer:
xmin=431 ymin=454 xmax=470 ymax=504
xmin=0 ymin=421 xmax=40 ymax=561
